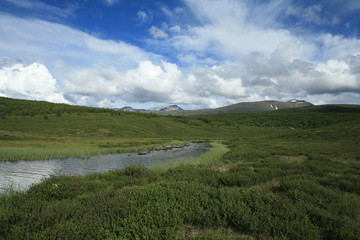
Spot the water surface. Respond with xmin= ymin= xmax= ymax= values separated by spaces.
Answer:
xmin=0 ymin=143 xmax=210 ymax=192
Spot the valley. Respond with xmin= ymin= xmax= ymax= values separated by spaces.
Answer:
xmin=0 ymin=96 xmax=359 ymax=239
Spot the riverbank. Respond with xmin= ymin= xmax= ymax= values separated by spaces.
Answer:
xmin=138 ymin=142 xmax=191 ymax=155
xmin=0 ymin=142 xmax=212 ymax=193
xmin=0 ymin=138 xmax=193 ymax=162
xmin=152 ymin=141 xmax=229 ymax=170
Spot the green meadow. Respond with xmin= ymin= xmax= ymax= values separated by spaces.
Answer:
xmin=0 ymin=97 xmax=360 ymax=239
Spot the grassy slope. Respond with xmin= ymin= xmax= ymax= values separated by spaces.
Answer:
xmin=0 ymin=97 xmax=360 ymax=239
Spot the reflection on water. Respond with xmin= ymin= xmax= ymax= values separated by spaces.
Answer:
xmin=0 ymin=143 xmax=210 ymax=192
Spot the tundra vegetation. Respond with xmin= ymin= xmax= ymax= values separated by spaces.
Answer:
xmin=0 ymin=97 xmax=359 ymax=239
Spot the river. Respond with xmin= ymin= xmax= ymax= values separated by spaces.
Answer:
xmin=0 ymin=142 xmax=210 ymax=193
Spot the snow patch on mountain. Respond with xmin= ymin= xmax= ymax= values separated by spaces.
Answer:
xmin=159 ymin=105 xmax=184 ymax=111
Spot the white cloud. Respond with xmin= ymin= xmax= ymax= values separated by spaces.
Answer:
xmin=315 ymin=34 xmax=360 ymax=60
xmin=158 ymin=0 xmax=360 ymax=104
xmin=0 ymin=62 xmax=67 ymax=103
xmin=61 ymin=61 xmax=186 ymax=104
xmin=243 ymin=50 xmax=360 ymax=99
xmin=313 ymin=59 xmax=358 ymax=91
xmin=58 ymin=60 xmax=250 ymax=108
xmin=168 ymin=0 xmax=358 ymax=65
xmin=169 ymin=0 xmax=297 ymax=61
xmin=148 ymin=26 xmax=168 ymax=39
xmin=2 ymin=52 xmax=360 ymax=109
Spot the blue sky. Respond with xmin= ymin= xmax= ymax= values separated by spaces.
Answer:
xmin=0 ymin=0 xmax=359 ymax=109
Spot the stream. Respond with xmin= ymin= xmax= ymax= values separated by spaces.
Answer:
xmin=0 ymin=142 xmax=210 ymax=193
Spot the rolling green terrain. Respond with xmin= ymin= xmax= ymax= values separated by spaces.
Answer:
xmin=0 ymin=97 xmax=360 ymax=239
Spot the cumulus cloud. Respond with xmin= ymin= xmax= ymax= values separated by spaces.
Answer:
xmin=242 ymin=51 xmax=360 ymax=99
xmin=54 ymin=59 xmax=252 ymax=108
xmin=0 ymin=61 xmax=67 ymax=103
xmin=60 ymin=61 xmax=227 ymax=107
xmin=148 ymin=26 xmax=169 ymax=39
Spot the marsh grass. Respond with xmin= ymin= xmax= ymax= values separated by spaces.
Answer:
xmin=0 ymin=139 xmax=187 ymax=161
xmin=152 ymin=141 xmax=229 ymax=170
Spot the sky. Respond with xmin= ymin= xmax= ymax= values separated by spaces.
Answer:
xmin=0 ymin=0 xmax=359 ymax=109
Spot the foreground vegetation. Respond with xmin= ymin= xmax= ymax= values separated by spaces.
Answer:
xmin=0 ymin=97 xmax=360 ymax=239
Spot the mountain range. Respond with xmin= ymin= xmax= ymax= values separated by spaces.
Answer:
xmin=117 ymin=99 xmax=313 ymax=115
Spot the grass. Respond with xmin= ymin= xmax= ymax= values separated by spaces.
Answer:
xmin=179 ymin=141 xmax=229 ymax=166
xmin=152 ymin=141 xmax=229 ymax=170
xmin=0 ymin=138 xmax=190 ymax=161
xmin=0 ymin=97 xmax=360 ymax=239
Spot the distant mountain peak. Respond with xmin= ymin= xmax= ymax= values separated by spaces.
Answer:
xmin=116 ymin=106 xmax=146 ymax=112
xmin=159 ymin=105 xmax=184 ymax=112
xmin=287 ymin=99 xmax=312 ymax=104
xmin=119 ymin=106 xmax=134 ymax=112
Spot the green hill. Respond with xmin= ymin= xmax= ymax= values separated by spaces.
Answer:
xmin=0 ymin=96 xmax=111 ymax=118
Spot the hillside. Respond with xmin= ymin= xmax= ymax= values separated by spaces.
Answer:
xmin=0 ymin=96 xmax=110 ymax=118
